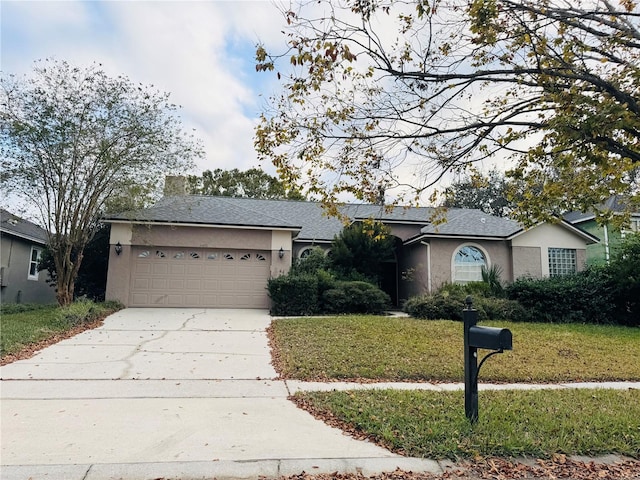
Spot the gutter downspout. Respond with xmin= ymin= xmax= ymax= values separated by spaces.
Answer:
xmin=421 ymin=241 xmax=432 ymax=293
xmin=604 ymin=224 xmax=610 ymax=264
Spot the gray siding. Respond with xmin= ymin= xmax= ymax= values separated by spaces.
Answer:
xmin=1 ymin=235 xmax=56 ymax=304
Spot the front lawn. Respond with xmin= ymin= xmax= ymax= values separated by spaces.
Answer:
xmin=269 ymin=316 xmax=640 ymax=382
xmin=0 ymin=301 xmax=121 ymax=363
xmin=294 ymin=388 xmax=640 ymax=460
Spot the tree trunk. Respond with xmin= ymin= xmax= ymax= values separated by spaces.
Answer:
xmin=56 ymin=282 xmax=74 ymax=307
xmin=54 ymin=247 xmax=83 ymax=307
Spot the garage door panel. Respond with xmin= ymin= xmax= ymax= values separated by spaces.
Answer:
xmin=130 ymin=247 xmax=270 ymax=308
xmin=202 ymin=279 xmax=220 ymax=290
xmin=132 ymin=278 xmax=151 ymax=289
xmin=169 ymin=279 xmax=186 ymax=289
xmin=131 ymin=293 xmax=150 ymax=304
xmin=166 ymin=295 xmax=185 ymax=305
xmin=151 ymin=278 xmax=169 ymax=289
xmin=204 ymin=265 xmax=221 ymax=275
xmin=186 ymin=264 xmax=203 ymax=275
xmin=168 ymin=264 xmax=185 ymax=275
xmin=185 ymin=278 xmax=202 ymax=290
xmin=135 ymin=264 xmax=152 ymax=274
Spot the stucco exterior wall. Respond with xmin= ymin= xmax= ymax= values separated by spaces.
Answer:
xmin=387 ymin=224 xmax=424 ymax=242
xmin=130 ymin=224 xmax=272 ymax=249
xmin=0 ymin=235 xmax=56 ymax=304
xmin=105 ymin=243 xmax=132 ymax=305
xmin=427 ymin=238 xmax=513 ymax=291
xmin=511 ymin=246 xmax=542 ymax=279
xmin=398 ymin=242 xmax=430 ymax=302
xmin=512 ymin=224 xmax=589 ymax=276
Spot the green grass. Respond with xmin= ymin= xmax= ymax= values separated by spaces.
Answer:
xmin=294 ymin=388 xmax=640 ymax=460
xmin=270 ymin=316 xmax=640 ymax=382
xmin=1 ymin=300 xmax=122 ymax=359
xmin=1 ymin=305 xmax=70 ymax=357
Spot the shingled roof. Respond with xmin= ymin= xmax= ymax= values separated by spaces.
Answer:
xmin=418 ymin=209 xmax=523 ymax=238
xmin=106 ymin=195 xmax=529 ymax=242
xmin=0 ymin=209 xmax=49 ymax=244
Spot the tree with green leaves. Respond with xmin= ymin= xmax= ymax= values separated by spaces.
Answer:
xmin=330 ymin=221 xmax=396 ymax=284
xmin=1 ymin=59 xmax=202 ymax=305
xmin=443 ymin=168 xmax=519 ymax=217
xmin=256 ymin=0 xmax=639 ymax=225
xmin=186 ymin=167 xmax=305 ymax=199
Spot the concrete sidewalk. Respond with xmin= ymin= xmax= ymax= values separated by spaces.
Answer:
xmin=1 ymin=308 xmax=638 ymax=480
xmin=0 ymin=308 xmax=442 ymax=480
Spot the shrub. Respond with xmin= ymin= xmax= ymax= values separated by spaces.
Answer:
xmin=505 ymin=268 xmax=617 ymax=324
xmin=267 ymin=274 xmax=320 ymax=316
xmin=481 ymin=264 xmax=505 ymax=297
xmin=403 ymin=292 xmax=469 ymax=321
xmin=475 ymin=296 xmax=530 ymax=322
xmin=404 ymin=291 xmax=527 ymax=322
xmin=53 ymin=298 xmax=123 ymax=326
xmin=606 ymin=233 xmax=640 ymax=326
xmin=438 ymin=281 xmax=492 ymax=298
xmin=290 ymin=247 xmax=331 ymax=276
xmin=322 ymin=281 xmax=391 ymax=314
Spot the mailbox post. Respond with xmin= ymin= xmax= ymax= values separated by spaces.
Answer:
xmin=463 ymin=296 xmax=512 ymax=423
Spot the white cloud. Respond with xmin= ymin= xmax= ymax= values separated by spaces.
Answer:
xmin=1 ymin=0 xmax=289 ymax=175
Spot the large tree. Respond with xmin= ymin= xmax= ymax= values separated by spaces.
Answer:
xmin=1 ymin=59 xmax=202 ymax=305
xmin=186 ymin=167 xmax=305 ymax=199
xmin=255 ymin=0 xmax=639 ymax=225
xmin=330 ymin=221 xmax=396 ymax=284
xmin=443 ymin=168 xmax=518 ymax=217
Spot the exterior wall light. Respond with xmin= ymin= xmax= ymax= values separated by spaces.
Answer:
xmin=115 ymin=242 xmax=123 ymax=256
xmin=278 ymin=247 xmax=284 ymax=259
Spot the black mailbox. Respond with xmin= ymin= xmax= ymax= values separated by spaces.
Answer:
xmin=463 ymin=296 xmax=514 ymax=423
xmin=469 ymin=325 xmax=512 ymax=351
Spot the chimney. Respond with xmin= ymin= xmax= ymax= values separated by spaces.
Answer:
xmin=163 ymin=175 xmax=187 ymax=197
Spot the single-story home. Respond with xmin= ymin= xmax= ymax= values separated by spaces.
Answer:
xmin=104 ymin=181 xmax=598 ymax=309
xmin=0 ymin=209 xmax=56 ymax=304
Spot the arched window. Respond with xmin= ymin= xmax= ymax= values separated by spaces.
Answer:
xmin=299 ymin=247 xmax=314 ymax=259
xmin=453 ymin=245 xmax=487 ymax=284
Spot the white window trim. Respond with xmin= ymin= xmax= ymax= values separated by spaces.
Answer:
xmin=451 ymin=243 xmax=490 ymax=284
xmin=28 ymin=246 xmax=42 ymax=281
xmin=299 ymin=246 xmax=329 ymax=258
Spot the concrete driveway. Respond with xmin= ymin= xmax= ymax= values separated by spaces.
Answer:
xmin=1 ymin=308 xmax=439 ymax=479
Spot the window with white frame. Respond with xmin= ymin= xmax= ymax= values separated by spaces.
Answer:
xmin=453 ymin=245 xmax=487 ymax=284
xmin=299 ymin=247 xmax=314 ymax=259
xmin=622 ymin=218 xmax=640 ymax=238
xmin=548 ymin=248 xmax=576 ymax=277
xmin=28 ymin=247 xmax=41 ymax=280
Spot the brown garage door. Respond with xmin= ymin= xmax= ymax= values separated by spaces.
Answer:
xmin=130 ymin=247 xmax=271 ymax=308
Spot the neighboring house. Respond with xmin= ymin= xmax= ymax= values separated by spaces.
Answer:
xmin=0 ymin=209 xmax=56 ymax=304
xmin=104 ymin=186 xmax=598 ymax=309
xmin=565 ymin=196 xmax=640 ymax=265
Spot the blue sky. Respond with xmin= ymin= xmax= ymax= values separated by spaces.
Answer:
xmin=1 ymin=0 xmax=287 ymax=175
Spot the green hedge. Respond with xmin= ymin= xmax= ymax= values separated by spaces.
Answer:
xmin=322 ymin=281 xmax=391 ymax=314
xmin=505 ymin=268 xmax=618 ymax=324
xmin=268 ymin=273 xmax=391 ymax=316
xmin=403 ymin=291 xmax=526 ymax=322
xmin=267 ymin=274 xmax=320 ymax=316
